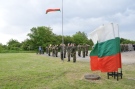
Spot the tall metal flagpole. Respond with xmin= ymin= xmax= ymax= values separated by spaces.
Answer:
xmin=117 ymin=24 xmax=123 ymax=79
xmin=62 ymin=0 xmax=64 ymax=61
xmin=111 ymin=23 xmax=122 ymax=81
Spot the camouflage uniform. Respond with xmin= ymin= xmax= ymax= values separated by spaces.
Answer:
xmin=64 ymin=44 xmax=66 ymax=58
xmin=82 ymin=44 xmax=85 ymax=58
xmin=85 ymin=44 xmax=89 ymax=56
xmin=67 ymin=43 xmax=71 ymax=62
xmin=52 ymin=45 xmax=55 ymax=57
xmin=60 ymin=44 xmax=64 ymax=60
xmin=71 ymin=44 xmax=77 ymax=63
xmin=133 ymin=44 xmax=135 ymax=51
xmin=55 ymin=45 xmax=59 ymax=57
xmin=70 ymin=43 xmax=73 ymax=57
xmin=48 ymin=45 xmax=51 ymax=56
xmin=77 ymin=44 xmax=81 ymax=57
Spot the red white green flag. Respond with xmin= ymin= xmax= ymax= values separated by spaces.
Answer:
xmin=46 ymin=8 xmax=60 ymax=14
xmin=90 ymin=23 xmax=121 ymax=72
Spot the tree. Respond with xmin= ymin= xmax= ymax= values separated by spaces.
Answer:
xmin=0 ymin=43 xmax=3 ymax=53
xmin=64 ymin=36 xmax=74 ymax=45
xmin=120 ymin=38 xmax=135 ymax=44
xmin=72 ymin=31 xmax=88 ymax=45
xmin=7 ymin=39 xmax=21 ymax=50
xmin=21 ymin=39 xmax=33 ymax=50
xmin=27 ymin=26 xmax=55 ymax=49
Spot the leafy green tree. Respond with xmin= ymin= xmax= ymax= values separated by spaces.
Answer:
xmin=63 ymin=36 xmax=74 ymax=45
xmin=21 ymin=39 xmax=33 ymax=50
xmin=7 ymin=39 xmax=21 ymax=50
xmin=120 ymin=38 xmax=135 ymax=44
xmin=27 ymin=26 xmax=55 ymax=49
xmin=72 ymin=31 xmax=88 ymax=45
xmin=0 ymin=43 xmax=3 ymax=53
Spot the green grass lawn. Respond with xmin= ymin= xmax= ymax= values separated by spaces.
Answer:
xmin=0 ymin=53 xmax=135 ymax=89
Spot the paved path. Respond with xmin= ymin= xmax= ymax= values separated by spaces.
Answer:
xmin=121 ymin=51 xmax=135 ymax=64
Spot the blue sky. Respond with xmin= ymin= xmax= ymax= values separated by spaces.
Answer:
xmin=0 ymin=0 xmax=135 ymax=45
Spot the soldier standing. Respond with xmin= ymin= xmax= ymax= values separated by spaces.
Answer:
xmin=85 ymin=44 xmax=89 ymax=56
xmin=48 ymin=44 xmax=51 ymax=56
xmin=70 ymin=43 xmax=73 ymax=57
xmin=67 ymin=43 xmax=71 ymax=62
xmin=55 ymin=45 xmax=59 ymax=57
xmin=60 ymin=43 xmax=64 ymax=61
xmin=133 ymin=44 xmax=135 ymax=51
xmin=82 ymin=44 xmax=85 ymax=58
xmin=64 ymin=44 xmax=66 ymax=58
xmin=77 ymin=44 xmax=81 ymax=57
xmin=52 ymin=45 xmax=55 ymax=57
xmin=71 ymin=43 xmax=77 ymax=63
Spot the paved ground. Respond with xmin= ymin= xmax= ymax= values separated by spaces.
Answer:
xmin=121 ymin=51 xmax=135 ymax=64
xmin=43 ymin=51 xmax=135 ymax=64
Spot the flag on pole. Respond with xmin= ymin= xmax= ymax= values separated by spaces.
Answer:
xmin=90 ymin=23 xmax=121 ymax=72
xmin=46 ymin=8 xmax=60 ymax=14
xmin=89 ymin=26 xmax=103 ymax=71
xmin=113 ymin=24 xmax=122 ymax=68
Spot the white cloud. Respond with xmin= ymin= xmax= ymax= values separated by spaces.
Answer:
xmin=0 ymin=0 xmax=135 ymax=45
xmin=120 ymin=30 xmax=135 ymax=41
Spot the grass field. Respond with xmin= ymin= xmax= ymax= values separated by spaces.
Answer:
xmin=0 ymin=53 xmax=135 ymax=89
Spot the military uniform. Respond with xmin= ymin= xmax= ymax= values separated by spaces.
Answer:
xmin=70 ymin=43 xmax=73 ymax=57
xmin=64 ymin=44 xmax=66 ymax=58
xmin=85 ymin=44 xmax=89 ymax=56
xmin=71 ymin=44 xmax=77 ymax=63
xmin=77 ymin=44 xmax=81 ymax=57
xmin=67 ymin=43 xmax=71 ymax=62
xmin=55 ymin=45 xmax=58 ymax=57
xmin=82 ymin=44 xmax=85 ymax=58
xmin=48 ymin=45 xmax=51 ymax=56
xmin=52 ymin=45 xmax=55 ymax=57
xmin=133 ymin=44 xmax=135 ymax=51
xmin=60 ymin=44 xmax=64 ymax=60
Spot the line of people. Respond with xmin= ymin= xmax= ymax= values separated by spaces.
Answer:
xmin=121 ymin=44 xmax=135 ymax=52
xmin=44 ymin=43 xmax=90 ymax=63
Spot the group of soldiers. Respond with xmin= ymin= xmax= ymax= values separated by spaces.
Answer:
xmin=38 ymin=43 xmax=135 ymax=62
xmin=120 ymin=44 xmax=135 ymax=52
xmin=44 ymin=43 xmax=90 ymax=63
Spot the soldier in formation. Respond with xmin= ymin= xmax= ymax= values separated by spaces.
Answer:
xmin=82 ymin=44 xmax=86 ymax=58
xmin=67 ymin=43 xmax=71 ymax=62
xmin=77 ymin=44 xmax=81 ymax=57
xmin=120 ymin=44 xmax=134 ymax=52
xmin=55 ymin=45 xmax=59 ymax=57
xmin=44 ymin=43 xmax=90 ymax=62
xmin=71 ymin=43 xmax=77 ymax=63
xmin=48 ymin=44 xmax=51 ymax=56
xmin=60 ymin=43 xmax=65 ymax=61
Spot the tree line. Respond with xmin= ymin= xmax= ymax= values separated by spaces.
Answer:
xmin=0 ymin=26 xmax=135 ymax=53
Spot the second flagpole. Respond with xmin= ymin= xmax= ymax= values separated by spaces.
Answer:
xmin=62 ymin=0 xmax=64 ymax=61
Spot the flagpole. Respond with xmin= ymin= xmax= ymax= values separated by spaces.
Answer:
xmin=117 ymin=24 xmax=123 ymax=79
xmin=62 ymin=0 xmax=64 ymax=61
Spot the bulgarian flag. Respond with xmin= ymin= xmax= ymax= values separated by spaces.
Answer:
xmin=89 ymin=26 xmax=103 ymax=71
xmin=46 ymin=8 xmax=60 ymax=14
xmin=113 ymin=24 xmax=122 ymax=69
xmin=90 ymin=23 xmax=121 ymax=72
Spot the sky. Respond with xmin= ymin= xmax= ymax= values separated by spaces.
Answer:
xmin=0 ymin=0 xmax=135 ymax=45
